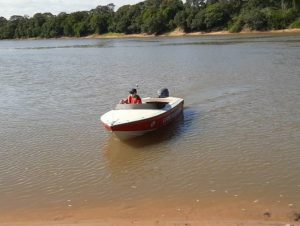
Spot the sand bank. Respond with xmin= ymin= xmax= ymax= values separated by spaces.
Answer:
xmin=1 ymin=200 xmax=299 ymax=226
xmin=11 ymin=28 xmax=300 ymax=41
xmin=84 ymin=28 xmax=300 ymax=39
xmin=1 ymin=220 xmax=299 ymax=226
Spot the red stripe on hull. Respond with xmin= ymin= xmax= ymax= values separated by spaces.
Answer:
xmin=103 ymin=101 xmax=183 ymax=132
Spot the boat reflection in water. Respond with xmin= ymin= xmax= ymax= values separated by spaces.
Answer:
xmin=101 ymin=105 xmax=202 ymax=175
xmin=103 ymin=112 xmax=185 ymax=173
xmin=100 ymin=108 xmax=201 ymax=210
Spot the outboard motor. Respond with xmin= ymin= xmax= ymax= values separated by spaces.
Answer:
xmin=157 ymin=88 xmax=169 ymax=98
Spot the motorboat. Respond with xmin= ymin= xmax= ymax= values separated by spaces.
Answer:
xmin=100 ymin=89 xmax=184 ymax=140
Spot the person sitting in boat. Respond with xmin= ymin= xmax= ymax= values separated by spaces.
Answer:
xmin=120 ymin=88 xmax=142 ymax=104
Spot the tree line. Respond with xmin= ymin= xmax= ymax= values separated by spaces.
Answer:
xmin=1 ymin=0 xmax=300 ymax=39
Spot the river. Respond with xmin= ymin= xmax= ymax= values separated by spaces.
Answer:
xmin=0 ymin=34 xmax=300 ymax=223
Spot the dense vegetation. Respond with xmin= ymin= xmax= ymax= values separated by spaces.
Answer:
xmin=1 ymin=0 xmax=300 ymax=39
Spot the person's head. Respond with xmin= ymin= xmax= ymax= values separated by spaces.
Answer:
xmin=129 ymin=88 xmax=137 ymax=95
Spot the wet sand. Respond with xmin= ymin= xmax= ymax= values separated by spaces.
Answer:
xmin=1 ymin=199 xmax=300 ymax=226
xmin=1 ymin=221 xmax=299 ymax=226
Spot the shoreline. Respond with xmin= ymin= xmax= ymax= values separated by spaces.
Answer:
xmin=1 ymin=220 xmax=299 ymax=226
xmin=3 ymin=28 xmax=300 ymax=41
xmin=87 ymin=28 xmax=300 ymax=39
xmin=1 ymin=199 xmax=299 ymax=226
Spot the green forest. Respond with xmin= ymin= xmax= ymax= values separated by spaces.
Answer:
xmin=1 ymin=0 xmax=300 ymax=39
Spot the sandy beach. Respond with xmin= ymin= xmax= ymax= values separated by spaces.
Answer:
xmin=1 ymin=199 xmax=300 ymax=226
xmin=83 ymin=28 xmax=300 ymax=39
xmin=1 ymin=220 xmax=299 ymax=226
xmin=11 ymin=28 xmax=300 ymax=41
xmin=1 ymin=215 xmax=300 ymax=225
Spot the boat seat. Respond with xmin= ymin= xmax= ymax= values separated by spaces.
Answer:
xmin=144 ymin=101 xmax=168 ymax=109
xmin=115 ymin=102 xmax=168 ymax=110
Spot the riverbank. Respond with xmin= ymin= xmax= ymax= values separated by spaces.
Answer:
xmin=1 ymin=220 xmax=299 ymax=226
xmin=84 ymin=28 xmax=300 ymax=39
xmin=3 ymin=28 xmax=300 ymax=41
xmin=1 ymin=200 xmax=299 ymax=226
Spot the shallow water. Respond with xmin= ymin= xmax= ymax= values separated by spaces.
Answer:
xmin=0 ymin=34 xmax=300 ymax=220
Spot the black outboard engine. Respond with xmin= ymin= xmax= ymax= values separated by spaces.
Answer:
xmin=157 ymin=88 xmax=169 ymax=98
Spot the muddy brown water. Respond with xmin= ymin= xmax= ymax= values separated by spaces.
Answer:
xmin=0 ymin=34 xmax=300 ymax=222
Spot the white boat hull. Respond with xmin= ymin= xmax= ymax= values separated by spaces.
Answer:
xmin=101 ymin=97 xmax=184 ymax=140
